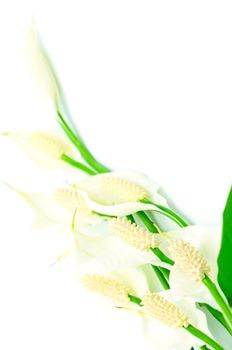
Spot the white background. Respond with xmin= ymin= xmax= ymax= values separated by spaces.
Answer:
xmin=0 ymin=1 xmax=231 ymax=349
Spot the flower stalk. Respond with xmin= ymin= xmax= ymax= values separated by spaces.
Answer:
xmin=61 ymin=153 xmax=97 ymax=174
xmin=150 ymin=265 xmax=170 ymax=290
xmin=185 ymin=325 xmax=225 ymax=350
xmin=169 ymin=239 xmax=232 ymax=334
xmin=57 ymin=110 xmax=110 ymax=174
xmin=128 ymin=294 xmax=143 ymax=306
xmin=203 ymin=275 xmax=232 ymax=332
xmin=142 ymin=292 xmax=225 ymax=350
xmin=141 ymin=198 xmax=188 ymax=227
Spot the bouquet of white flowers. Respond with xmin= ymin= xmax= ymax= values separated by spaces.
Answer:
xmin=2 ymin=26 xmax=232 ymax=350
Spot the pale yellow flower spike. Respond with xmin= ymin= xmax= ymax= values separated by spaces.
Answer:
xmin=142 ymin=292 xmax=189 ymax=329
xmin=55 ymin=188 xmax=92 ymax=216
xmin=109 ymin=217 xmax=160 ymax=251
xmin=28 ymin=133 xmax=68 ymax=160
xmin=99 ymin=176 xmax=148 ymax=202
xmin=169 ymin=240 xmax=211 ymax=282
xmin=82 ymin=274 xmax=130 ymax=306
xmin=2 ymin=132 xmax=68 ymax=160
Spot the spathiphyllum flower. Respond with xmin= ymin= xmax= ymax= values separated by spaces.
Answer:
xmin=25 ymin=23 xmax=61 ymax=107
xmin=97 ymin=175 xmax=148 ymax=202
xmin=55 ymin=188 xmax=93 ymax=216
xmin=3 ymin=23 xmax=231 ymax=350
xmin=5 ymin=131 xmax=73 ymax=167
xmin=142 ymin=292 xmax=189 ymax=328
xmin=74 ymin=170 xmax=168 ymax=216
xmin=169 ymin=239 xmax=211 ymax=282
xmin=82 ymin=274 xmax=131 ymax=307
xmin=10 ymin=184 xmax=165 ymax=273
xmin=7 ymin=186 xmax=94 ymax=229
xmin=161 ymin=226 xmax=221 ymax=304
xmin=141 ymin=290 xmax=211 ymax=350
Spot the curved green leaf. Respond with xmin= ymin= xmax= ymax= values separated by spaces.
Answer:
xmin=217 ymin=186 xmax=232 ymax=306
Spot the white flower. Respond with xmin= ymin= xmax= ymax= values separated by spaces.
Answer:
xmin=77 ymin=264 xmax=214 ymax=350
xmin=7 ymin=185 xmax=167 ymax=273
xmin=72 ymin=229 xmax=166 ymax=274
xmin=4 ymin=131 xmax=74 ymax=168
xmin=80 ymin=264 xmax=164 ymax=308
xmin=25 ymin=23 xmax=61 ymax=107
xmin=81 ymin=274 xmax=131 ymax=307
xmin=161 ymin=225 xmax=221 ymax=305
xmin=74 ymin=170 xmax=167 ymax=216
xmin=141 ymin=290 xmax=211 ymax=350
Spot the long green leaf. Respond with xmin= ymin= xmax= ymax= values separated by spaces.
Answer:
xmin=198 ymin=302 xmax=232 ymax=334
xmin=217 ymin=186 xmax=232 ymax=306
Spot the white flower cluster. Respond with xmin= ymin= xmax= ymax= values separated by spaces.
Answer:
xmin=3 ymin=30 xmax=231 ymax=350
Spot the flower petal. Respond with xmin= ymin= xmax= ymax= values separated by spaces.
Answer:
xmin=78 ymin=190 xmax=163 ymax=216
xmin=162 ymin=226 xmax=221 ymax=304
xmin=142 ymin=291 xmax=211 ymax=350
xmin=73 ymin=231 xmax=168 ymax=273
xmin=75 ymin=169 xmax=167 ymax=205
xmin=9 ymin=131 xmax=75 ymax=168
xmin=112 ymin=264 xmax=163 ymax=296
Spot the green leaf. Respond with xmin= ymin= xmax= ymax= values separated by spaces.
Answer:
xmin=217 ymin=186 xmax=232 ymax=306
xmin=198 ymin=302 xmax=232 ymax=334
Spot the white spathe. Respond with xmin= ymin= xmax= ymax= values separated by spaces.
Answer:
xmin=75 ymin=170 xmax=168 ymax=216
xmin=162 ymin=225 xmax=221 ymax=305
xmin=72 ymin=230 xmax=168 ymax=274
xmin=4 ymin=130 xmax=75 ymax=168
xmin=8 ymin=186 xmax=167 ymax=273
xmin=141 ymin=290 xmax=211 ymax=350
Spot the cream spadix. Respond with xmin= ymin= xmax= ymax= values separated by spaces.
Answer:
xmin=169 ymin=240 xmax=210 ymax=282
xmin=109 ymin=217 xmax=160 ymax=251
xmin=55 ymin=188 xmax=92 ymax=215
xmin=7 ymin=131 xmax=71 ymax=162
xmin=142 ymin=292 xmax=189 ymax=329
xmin=98 ymin=175 xmax=147 ymax=202
xmin=24 ymin=132 xmax=69 ymax=160
xmin=82 ymin=274 xmax=130 ymax=306
xmin=75 ymin=170 xmax=167 ymax=204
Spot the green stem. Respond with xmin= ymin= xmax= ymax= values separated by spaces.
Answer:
xmin=136 ymin=211 xmax=174 ymax=266
xmin=57 ymin=110 xmax=110 ymax=173
xmin=131 ymin=213 xmax=171 ymax=288
xmin=151 ymin=247 xmax=174 ymax=266
xmin=61 ymin=154 xmax=97 ymax=175
xmin=141 ymin=199 xmax=188 ymax=227
xmin=157 ymin=266 xmax=170 ymax=280
xmin=136 ymin=211 xmax=159 ymax=233
xmin=126 ymin=215 xmax=136 ymax=224
xmin=151 ymin=265 xmax=170 ymax=290
xmin=203 ymin=275 xmax=232 ymax=331
xmin=185 ymin=324 xmax=225 ymax=350
xmin=128 ymin=294 xmax=143 ymax=306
